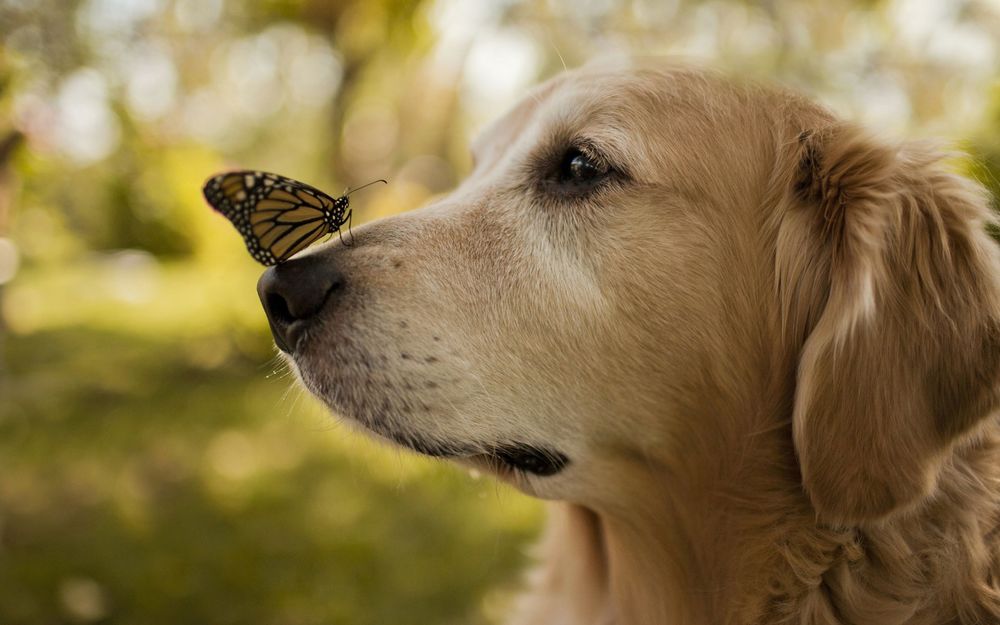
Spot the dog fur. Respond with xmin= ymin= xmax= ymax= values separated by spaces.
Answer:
xmin=280 ymin=63 xmax=1000 ymax=624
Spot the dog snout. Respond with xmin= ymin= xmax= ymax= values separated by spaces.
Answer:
xmin=257 ymin=253 xmax=345 ymax=353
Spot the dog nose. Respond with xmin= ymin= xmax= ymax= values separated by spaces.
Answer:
xmin=257 ymin=253 xmax=345 ymax=353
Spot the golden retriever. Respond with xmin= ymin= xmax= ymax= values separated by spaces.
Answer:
xmin=255 ymin=62 xmax=1000 ymax=624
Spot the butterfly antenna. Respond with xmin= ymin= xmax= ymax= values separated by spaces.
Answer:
xmin=343 ymin=178 xmax=388 ymax=197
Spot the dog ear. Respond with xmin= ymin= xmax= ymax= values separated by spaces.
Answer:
xmin=777 ymin=123 xmax=1000 ymax=524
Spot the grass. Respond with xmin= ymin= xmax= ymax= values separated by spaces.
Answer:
xmin=0 ymin=259 xmax=543 ymax=625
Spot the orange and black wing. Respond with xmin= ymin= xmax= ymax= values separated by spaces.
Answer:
xmin=202 ymin=170 xmax=336 ymax=265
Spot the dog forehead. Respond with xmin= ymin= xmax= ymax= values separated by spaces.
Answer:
xmin=469 ymin=75 xmax=567 ymax=163
xmin=469 ymin=69 xmax=655 ymax=164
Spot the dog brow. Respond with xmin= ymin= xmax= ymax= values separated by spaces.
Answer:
xmin=469 ymin=77 xmax=570 ymax=170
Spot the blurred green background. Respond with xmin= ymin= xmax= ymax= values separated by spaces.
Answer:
xmin=0 ymin=1 xmax=998 ymax=623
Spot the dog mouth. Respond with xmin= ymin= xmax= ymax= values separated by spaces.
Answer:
xmin=370 ymin=423 xmax=569 ymax=477
xmin=473 ymin=444 xmax=570 ymax=477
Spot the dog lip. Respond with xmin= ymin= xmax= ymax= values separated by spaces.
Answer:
xmin=367 ymin=423 xmax=569 ymax=477
xmin=484 ymin=444 xmax=570 ymax=477
xmin=402 ymin=438 xmax=570 ymax=476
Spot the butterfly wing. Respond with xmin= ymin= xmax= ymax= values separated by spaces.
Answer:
xmin=202 ymin=170 xmax=338 ymax=265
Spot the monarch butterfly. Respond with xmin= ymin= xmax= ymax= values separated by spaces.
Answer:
xmin=202 ymin=170 xmax=386 ymax=266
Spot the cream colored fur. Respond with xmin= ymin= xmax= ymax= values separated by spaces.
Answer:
xmin=286 ymin=63 xmax=1000 ymax=624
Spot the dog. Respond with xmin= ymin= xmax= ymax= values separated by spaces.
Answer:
xmin=256 ymin=62 xmax=1000 ymax=624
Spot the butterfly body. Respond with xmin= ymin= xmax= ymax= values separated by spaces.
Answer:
xmin=202 ymin=170 xmax=366 ymax=266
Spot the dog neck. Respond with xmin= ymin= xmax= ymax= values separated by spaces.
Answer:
xmin=509 ymin=395 xmax=808 ymax=625
xmin=510 ymin=409 xmax=1000 ymax=625
xmin=594 ymin=404 xmax=810 ymax=625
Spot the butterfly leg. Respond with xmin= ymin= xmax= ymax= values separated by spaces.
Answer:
xmin=338 ymin=209 xmax=354 ymax=247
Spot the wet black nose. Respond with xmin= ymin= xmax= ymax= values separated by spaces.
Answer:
xmin=256 ymin=254 xmax=345 ymax=353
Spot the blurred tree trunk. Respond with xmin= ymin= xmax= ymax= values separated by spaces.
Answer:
xmin=0 ymin=130 xmax=24 ymax=390
xmin=329 ymin=57 xmax=364 ymax=186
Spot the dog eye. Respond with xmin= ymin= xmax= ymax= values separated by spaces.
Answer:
xmin=557 ymin=148 xmax=609 ymax=186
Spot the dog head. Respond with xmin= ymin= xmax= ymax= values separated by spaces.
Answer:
xmin=257 ymin=64 xmax=1000 ymax=520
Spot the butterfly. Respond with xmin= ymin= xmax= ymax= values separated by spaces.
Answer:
xmin=202 ymin=170 xmax=386 ymax=266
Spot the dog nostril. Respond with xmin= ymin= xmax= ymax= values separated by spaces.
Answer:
xmin=266 ymin=292 xmax=296 ymax=326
